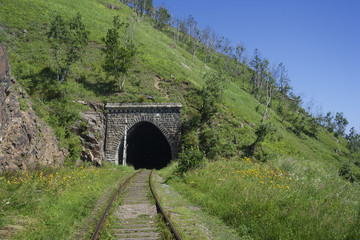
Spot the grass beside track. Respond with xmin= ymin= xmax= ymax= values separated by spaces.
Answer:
xmin=0 ymin=163 xmax=135 ymax=240
xmin=154 ymin=168 xmax=241 ymax=240
xmin=166 ymin=158 xmax=360 ymax=240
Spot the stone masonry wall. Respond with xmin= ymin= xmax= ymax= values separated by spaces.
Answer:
xmin=105 ymin=103 xmax=181 ymax=164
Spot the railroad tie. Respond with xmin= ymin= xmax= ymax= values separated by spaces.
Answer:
xmin=112 ymin=170 xmax=160 ymax=240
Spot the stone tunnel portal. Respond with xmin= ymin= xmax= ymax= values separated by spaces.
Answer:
xmin=105 ymin=103 xmax=182 ymax=169
xmin=119 ymin=121 xmax=172 ymax=169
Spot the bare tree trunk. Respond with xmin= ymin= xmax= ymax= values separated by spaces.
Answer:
xmin=349 ymin=152 xmax=353 ymax=164
xmin=176 ymin=26 xmax=180 ymax=44
xmin=56 ymin=63 xmax=60 ymax=82
xmin=119 ymin=72 xmax=126 ymax=92
xmin=55 ymin=50 xmax=60 ymax=82
xmin=192 ymin=49 xmax=196 ymax=62
xmin=242 ymin=67 xmax=246 ymax=90
xmin=261 ymin=81 xmax=272 ymax=123
xmin=60 ymin=63 xmax=70 ymax=83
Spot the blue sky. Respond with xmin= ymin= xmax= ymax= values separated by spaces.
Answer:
xmin=153 ymin=0 xmax=360 ymax=133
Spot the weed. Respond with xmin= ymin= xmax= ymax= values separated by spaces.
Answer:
xmin=168 ymin=157 xmax=360 ymax=239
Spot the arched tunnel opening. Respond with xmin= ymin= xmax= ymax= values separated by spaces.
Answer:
xmin=119 ymin=122 xmax=172 ymax=170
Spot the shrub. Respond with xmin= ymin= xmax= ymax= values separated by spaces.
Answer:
xmin=199 ymin=123 xmax=221 ymax=159
xmin=339 ymin=163 xmax=355 ymax=183
xmin=175 ymin=147 xmax=206 ymax=175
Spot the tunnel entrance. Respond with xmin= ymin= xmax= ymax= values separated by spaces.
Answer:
xmin=119 ymin=122 xmax=172 ymax=170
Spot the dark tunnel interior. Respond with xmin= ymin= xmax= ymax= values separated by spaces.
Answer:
xmin=119 ymin=122 xmax=172 ymax=170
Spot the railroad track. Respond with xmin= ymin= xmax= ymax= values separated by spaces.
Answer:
xmin=91 ymin=169 xmax=181 ymax=240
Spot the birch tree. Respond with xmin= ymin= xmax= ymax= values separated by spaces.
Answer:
xmin=47 ymin=13 xmax=89 ymax=83
xmin=202 ymin=26 xmax=216 ymax=63
xmin=102 ymin=16 xmax=136 ymax=92
xmin=277 ymin=62 xmax=291 ymax=97
xmin=235 ymin=42 xmax=246 ymax=78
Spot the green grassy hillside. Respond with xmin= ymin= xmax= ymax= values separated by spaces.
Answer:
xmin=1 ymin=0 xmax=356 ymax=165
xmin=1 ymin=0 xmax=360 ymax=239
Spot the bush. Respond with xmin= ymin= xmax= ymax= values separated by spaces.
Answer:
xmin=339 ymin=163 xmax=355 ymax=183
xmin=199 ymin=123 xmax=221 ymax=159
xmin=175 ymin=147 xmax=206 ymax=175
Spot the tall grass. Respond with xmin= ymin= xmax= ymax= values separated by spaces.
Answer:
xmin=0 ymin=163 xmax=134 ymax=239
xmin=169 ymin=158 xmax=360 ymax=239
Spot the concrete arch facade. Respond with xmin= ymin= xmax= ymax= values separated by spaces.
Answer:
xmin=104 ymin=103 xmax=182 ymax=165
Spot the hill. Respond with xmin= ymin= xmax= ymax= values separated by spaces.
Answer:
xmin=1 ymin=0 xmax=358 ymax=170
xmin=1 ymin=0 xmax=360 ymax=239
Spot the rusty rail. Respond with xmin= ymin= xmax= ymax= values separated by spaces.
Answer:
xmin=90 ymin=169 xmax=182 ymax=240
xmin=90 ymin=170 xmax=142 ymax=240
xmin=149 ymin=170 xmax=182 ymax=240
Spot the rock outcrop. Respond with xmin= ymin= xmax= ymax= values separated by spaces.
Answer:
xmin=72 ymin=102 xmax=106 ymax=166
xmin=0 ymin=44 xmax=66 ymax=172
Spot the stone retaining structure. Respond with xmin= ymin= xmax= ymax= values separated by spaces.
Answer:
xmin=105 ymin=103 xmax=182 ymax=165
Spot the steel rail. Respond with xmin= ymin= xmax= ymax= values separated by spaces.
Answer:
xmin=90 ymin=169 xmax=143 ymax=240
xmin=149 ymin=170 xmax=182 ymax=240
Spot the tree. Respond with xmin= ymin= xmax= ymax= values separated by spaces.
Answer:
xmin=200 ymin=71 xmax=226 ymax=122
xmin=190 ymin=26 xmax=201 ymax=61
xmin=222 ymin=38 xmax=232 ymax=69
xmin=250 ymin=49 xmax=262 ymax=94
xmin=241 ymin=53 xmax=249 ymax=90
xmin=215 ymin=35 xmax=224 ymax=62
xmin=47 ymin=13 xmax=89 ymax=83
xmin=247 ymin=121 xmax=276 ymax=159
xmin=144 ymin=0 xmax=153 ymax=17
xmin=186 ymin=14 xmax=196 ymax=42
xmin=154 ymin=6 xmax=170 ymax=30
xmin=334 ymin=112 xmax=348 ymax=137
xmin=178 ymin=17 xmax=187 ymax=42
xmin=346 ymin=127 xmax=360 ymax=164
xmin=261 ymin=59 xmax=273 ymax=122
xmin=289 ymin=92 xmax=302 ymax=114
xmin=202 ymin=26 xmax=216 ymax=63
xmin=235 ymin=43 xmax=245 ymax=78
xmin=277 ymin=62 xmax=291 ymax=97
xmin=324 ymin=112 xmax=335 ymax=132
xmin=307 ymin=117 xmax=319 ymax=137
xmin=102 ymin=16 xmax=136 ymax=92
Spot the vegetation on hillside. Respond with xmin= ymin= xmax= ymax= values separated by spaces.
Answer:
xmin=1 ymin=0 xmax=360 ymax=239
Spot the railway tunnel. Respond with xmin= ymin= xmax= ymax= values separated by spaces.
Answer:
xmin=118 ymin=121 xmax=172 ymax=170
xmin=105 ymin=103 xmax=182 ymax=168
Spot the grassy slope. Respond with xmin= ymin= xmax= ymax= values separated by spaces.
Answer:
xmin=1 ymin=0 xmax=360 ymax=238
xmin=0 ymin=0 xmax=353 ymax=165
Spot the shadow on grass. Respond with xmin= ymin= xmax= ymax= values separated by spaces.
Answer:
xmin=22 ymin=67 xmax=63 ymax=100
xmin=76 ymin=75 xmax=117 ymax=96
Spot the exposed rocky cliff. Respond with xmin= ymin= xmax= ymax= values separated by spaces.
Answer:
xmin=73 ymin=101 xmax=106 ymax=166
xmin=0 ymin=44 xmax=66 ymax=172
